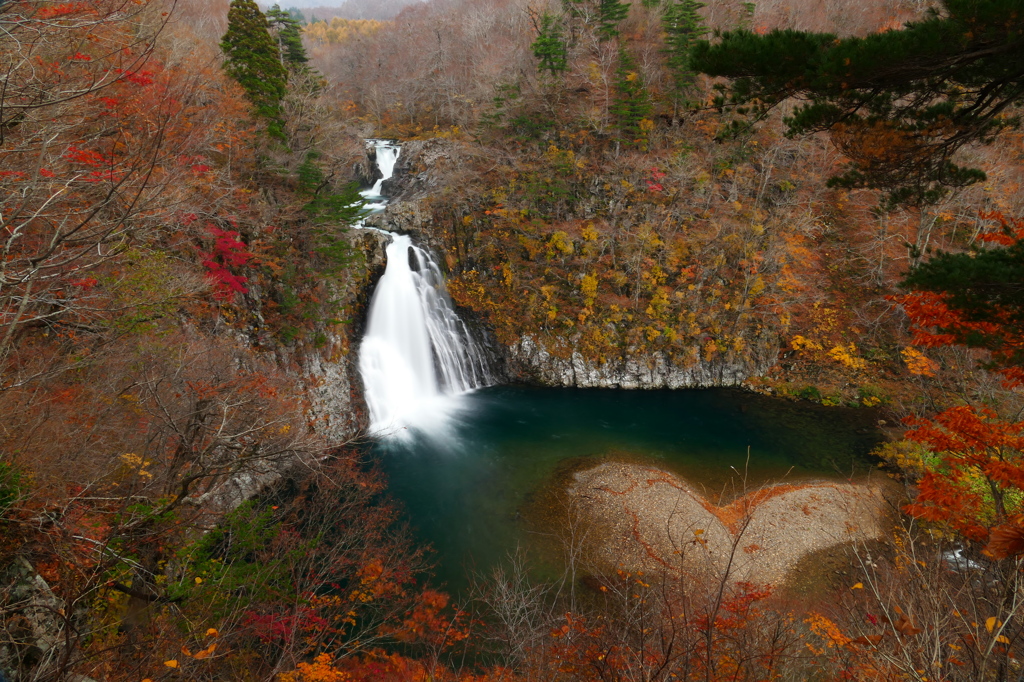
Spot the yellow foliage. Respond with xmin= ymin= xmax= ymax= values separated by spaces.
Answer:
xmin=872 ymin=439 xmax=933 ymax=477
xmin=580 ymin=273 xmax=598 ymax=306
xmin=805 ymin=612 xmax=851 ymax=651
xmin=901 ymin=346 xmax=939 ymax=377
xmin=279 ymin=653 xmax=350 ymax=682
xmin=790 ymin=335 xmax=822 ymax=352
xmin=304 ymin=18 xmax=385 ymax=45
xmin=748 ymin=275 xmax=765 ymax=297
xmin=827 ymin=344 xmax=868 ymax=370
xmin=120 ymin=453 xmax=153 ymax=480
xmin=645 ymin=288 xmax=670 ymax=319
xmin=548 ymin=231 xmax=574 ymax=257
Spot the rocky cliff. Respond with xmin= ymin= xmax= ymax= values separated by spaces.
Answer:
xmin=362 ymin=140 xmax=778 ymax=390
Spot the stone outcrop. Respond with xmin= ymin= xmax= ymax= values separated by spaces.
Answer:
xmin=379 ymin=138 xmax=465 ymax=201
xmin=508 ymin=335 xmax=773 ymax=389
xmin=0 ymin=557 xmax=66 ymax=681
xmin=569 ymin=463 xmax=889 ymax=586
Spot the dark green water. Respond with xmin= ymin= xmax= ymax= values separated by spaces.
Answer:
xmin=374 ymin=385 xmax=883 ymax=593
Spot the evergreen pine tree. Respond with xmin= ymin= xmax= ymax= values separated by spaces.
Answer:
xmin=662 ymin=0 xmax=707 ymax=109
xmin=610 ymin=46 xmax=652 ymax=146
xmin=221 ymin=0 xmax=289 ymax=139
xmin=597 ymin=0 xmax=630 ymax=41
xmin=267 ymin=3 xmax=309 ymax=68
xmin=690 ymin=0 xmax=1024 ymax=207
xmin=532 ymin=12 xmax=568 ymax=77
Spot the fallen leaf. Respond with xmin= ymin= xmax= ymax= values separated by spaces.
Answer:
xmin=851 ymin=583 xmax=864 ymax=590
xmin=164 ymin=660 xmax=178 ymax=668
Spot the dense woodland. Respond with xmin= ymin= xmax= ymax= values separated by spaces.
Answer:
xmin=3 ymin=0 xmax=1024 ymax=679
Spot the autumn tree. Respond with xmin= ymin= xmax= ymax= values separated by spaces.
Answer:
xmin=899 ymin=213 xmax=1024 ymax=386
xmin=690 ymin=0 xmax=1024 ymax=207
xmin=0 ymin=0 xmax=195 ymax=386
xmin=221 ymin=0 xmax=289 ymax=138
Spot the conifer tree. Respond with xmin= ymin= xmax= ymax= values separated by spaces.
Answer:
xmin=597 ymin=0 xmax=630 ymax=41
xmin=662 ymin=0 xmax=707 ymax=109
xmin=267 ymin=3 xmax=309 ymax=69
xmin=532 ymin=12 xmax=568 ymax=77
xmin=221 ymin=0 xmax=289 ymax=139
xmin=690 ymin=0 xmax=1024 ymax=207
xmin=610 ymin=47 xmax=652 ymax=146
xmin=564 ymin=0 xmax=631 ymax=41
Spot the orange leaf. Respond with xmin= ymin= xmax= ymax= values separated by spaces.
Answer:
xmin=850 ymin=634 xmax=884 ymax=646
xmin=193 ymin=643 xmax=217 ymax=660
xmin=984 ymin=524 xmax=1024 ymax=560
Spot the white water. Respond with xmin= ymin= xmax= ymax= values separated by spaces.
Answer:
xmin=363 ymin=141 xmax=400 ymax=198
xmin=357 ymin=141 xmax=493 ymax=439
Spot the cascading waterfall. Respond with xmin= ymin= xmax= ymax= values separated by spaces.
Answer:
xmin=358 ymin=140 xmax=493 ymax=439
xmin=366 ymin=141 xmax=400 ymax=197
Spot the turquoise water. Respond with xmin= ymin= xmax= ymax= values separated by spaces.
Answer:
xmin=374 ymin=385 xmax=883 ymax=593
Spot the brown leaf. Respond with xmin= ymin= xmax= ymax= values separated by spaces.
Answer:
xmin=193 ymin=643 xmax=217 ymax=660
xmin=894 ymin=613 xmax=922 ymax=637
xmin=850 ymin=634 xmax=884 ymax=647
xmin=984 ymin=524 xmax=1024 ymax=560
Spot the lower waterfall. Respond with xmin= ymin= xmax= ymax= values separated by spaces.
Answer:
xmin=359 ymin=234 xmax=493 ymax=438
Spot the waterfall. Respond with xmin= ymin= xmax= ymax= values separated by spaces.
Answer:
xmin=364 ymin=140 xmax=400 ymax=198
xmin=358 ymin=141 xmax=493 ymax=439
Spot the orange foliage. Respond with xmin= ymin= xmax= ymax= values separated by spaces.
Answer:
xmin=903 ymin=406 xmax=1024 ymax=540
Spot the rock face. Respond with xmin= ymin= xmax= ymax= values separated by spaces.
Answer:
xmin=569 ymin=463 xmax=889 ymax=586
xmin=509 ymin=335 xmax=771 ymax=389
xmin=379 ymin=138 xmax=464 ymax=201
xmin=0 ymin=557 xmax=66 ymax=681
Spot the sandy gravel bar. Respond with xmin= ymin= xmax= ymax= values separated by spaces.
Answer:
xmin=568 ymin=462 xmax=889 ymax=586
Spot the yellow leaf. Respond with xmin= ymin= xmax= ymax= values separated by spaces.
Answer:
xmin=997 ymin=635 xmax=1010 ymax=644
xmin=206 ymin=628 xmax=218 ymax=637
xmin=851 ymin=583 xmax=864 ymax=590
xmin=194 ymin=577 xmax=202 ymax=584
xmin=164 ymin=659 xmax=178 ymax=668
xmin=986 ymin=616 xmax=997 ymax=633
xmin=193 ymin=643 xmax=217 ymax=660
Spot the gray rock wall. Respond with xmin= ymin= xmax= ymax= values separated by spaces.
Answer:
xmin=509 ymin=335 xmax=771 ymax=389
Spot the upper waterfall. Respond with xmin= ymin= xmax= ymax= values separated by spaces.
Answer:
xmin=363 ymin=140 xmax=400 ymax=198
xmin=357 ymin=140 xmax=494 ymax=439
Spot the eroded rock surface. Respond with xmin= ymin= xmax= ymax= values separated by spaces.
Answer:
xmin=570 ymin=463 xmax=889 ymax=585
